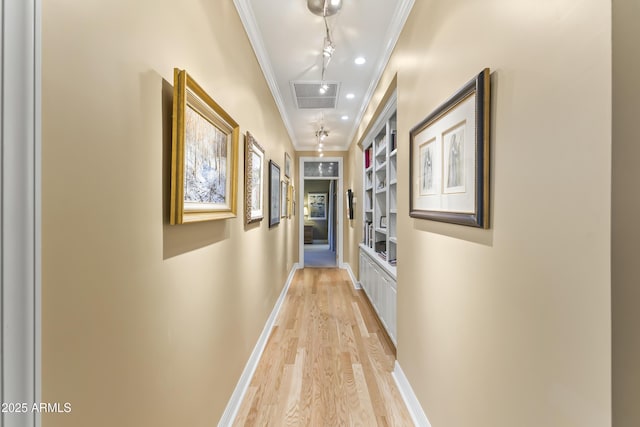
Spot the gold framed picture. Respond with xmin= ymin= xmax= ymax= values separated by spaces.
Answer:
xmin=170 ymin=69 xmax=239 ymax=224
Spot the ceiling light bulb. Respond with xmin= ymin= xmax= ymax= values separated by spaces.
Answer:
xmin=331 ymin=0 xmax=341 ymax=6
xmin=341 ymin=115 xmax=349 ymax=120
xmin=319 ymin=86 xmax=326 ymax=94
xmin=346 ymin=93 xmax=355 ymax=99
xmin=323 ymin=44 xmax=335 ymax=58
xmin=354 ymin=57 xmax=366 ymax=65
xmin=318 ymin=147 xmax=322 ymax=152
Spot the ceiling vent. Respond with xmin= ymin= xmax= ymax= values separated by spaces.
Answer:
xmin=291 ymin=81 xmax=340 ymax=109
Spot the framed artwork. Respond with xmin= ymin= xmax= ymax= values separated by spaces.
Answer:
xmin=409 ymin=68 xmax=490 ymax=228
xmin=308 ymin=192 xmax=327 ymax=220
xmin=170 ymin=69 xmax=239 ymax=224
xmin=284 ymin=152 xmax=292 ymax=178
xmin=244 ymin=132 xmax=265 ymax=224
xmin=269 ymin=160 xmax=281 ymax=227
xmin=287 ymin=183 xmax=293 ymax=218
xmin=280 ymin=180 xmax=287 ymax=218
xmin=292 ymin=187 xmax=296 ymax=216
xmin=380 ymin=215 xmax=387 ymax=229
xmin=345 ymin=189 xmax=354 ymax=220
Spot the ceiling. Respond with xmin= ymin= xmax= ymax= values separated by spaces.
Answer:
xmin=234 ymin=0 xmax=414 ymax=152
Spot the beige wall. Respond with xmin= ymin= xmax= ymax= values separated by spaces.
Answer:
xmin=350 ymin=0 xmax=611 ymax=425
xmin=612 ymin=0 xmax=640 ymax=425
xmin=42 ymin=1 xmax=297 ymax=426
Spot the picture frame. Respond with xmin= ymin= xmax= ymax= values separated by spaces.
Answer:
xmin=269 ymin=160 xmax=281 ymax=227
xmin=409 ymin=68 xmax=490 ymax=228
xmin=244 ymin=132 xmax=265 ymax=224
xmin=287 ymin=183 xmax=293 ymax=219
xmin=170 ymin=68 xmax=239 ymax=224
xmin=380 ymin=215 xmax=387 ymax=229
xmin=280 ymin=180 xmax=287 ymax=218
xmin=292 ymin=187 xmax=296 ymax=217
xmin=284 ymin=152 xmax=292 ymax=179
xmin=345 ymin=189 xmax=354 ymax=220
xmin=308 ymin=192 xmax=327 ymax=220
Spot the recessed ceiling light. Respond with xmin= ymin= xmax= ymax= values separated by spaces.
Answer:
xmin=341 ymin=115 xmax=349 ymax=120
xmin=354 ymin=57 xmax=366 ymax=65
xmin=346 ymin=93 xmax=355 ymax=99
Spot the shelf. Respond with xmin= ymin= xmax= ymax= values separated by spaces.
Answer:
xmin=375 ymin=187 xmax=386 ymax=194
xmin=375 ymin=228 xmax=388 ymax=234
xmin=389 ymin=148 xmax=398 ymax=158
xmin=389 ymin=209 xmax=397 ymax=214
xmin=389 ymin=178 xmax=397 ymax=185
xmin=365 ymin=165 xmax=373 ymax=173
xmin=389 ymin=237 xmax=397 ymax=244
xmin=375 ymin=144 xmax=387 ymax=157
xmin=365 ymin=209 xmax=373 ymax=213
xmin=365 ymin=185 xmax=373 ymax=191
xmin=376 ymin=161 xmax=387 ymax=171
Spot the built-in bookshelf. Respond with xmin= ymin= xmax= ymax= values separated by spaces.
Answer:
xmin=361 ymin=96 xmax=397 ymax=275
xmin=359 ymin=91 xmax=398 ymax=344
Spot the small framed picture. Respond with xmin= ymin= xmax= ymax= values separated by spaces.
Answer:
xmin=284 ymin=152 xmax=292 ymax=178
xmin=269 ymin=160 xmax=280 ymax=227
xmin=308 ymin=192 xmax=327 ymax=220
xmin=281 ymin=180 xmax=287 ymax=218
xmin=380 ymin=215 xmax=387 ymax=229
xmin=244 ymin=132 xmax=265 ymax=224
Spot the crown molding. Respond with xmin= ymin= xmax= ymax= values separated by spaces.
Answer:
xmin=234 ymin=0 xmax=415 ymax=152
xmin=233 ymin=0 xmax=299 ymax=147
xmin=345 ymin=0 xmax=415 ymax=150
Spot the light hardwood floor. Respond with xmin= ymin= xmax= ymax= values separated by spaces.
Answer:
xmin=232 ymin=268 xmax=413 ymax=426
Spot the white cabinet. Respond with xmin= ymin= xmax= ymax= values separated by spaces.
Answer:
xmin=359 ymin=245 xmax=397 ymax=345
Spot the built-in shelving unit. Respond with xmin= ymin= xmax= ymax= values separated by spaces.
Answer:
xmin=360 ymin=91 xmax=397 ymax=344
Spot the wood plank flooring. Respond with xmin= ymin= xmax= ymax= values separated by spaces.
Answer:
xmin=232 ymin=268 xmax=413 ymax=426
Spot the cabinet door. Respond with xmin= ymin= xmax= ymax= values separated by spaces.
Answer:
xmin=388 ymin=284 xmax=397 ymax=342
xmin=379 ymin=273 xmax=391 ymax=331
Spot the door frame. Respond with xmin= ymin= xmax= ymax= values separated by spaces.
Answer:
xmin=2 ymin=0 xmax=42 ymax=426
xmin=298 ymin=157 xmax=343 ymax=267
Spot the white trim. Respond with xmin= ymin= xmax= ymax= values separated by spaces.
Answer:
xmin=217 ymin=263 xmax=301 ymax=427
xmin=2 ymin=0 xmax=42 ymax=425
xmin=392 ymin=362 xmax=432 ymax=427
xmin=233 ymin=0 xmax=414 ymax=152
xmin=232 ymin=0 xmax=298 ymax=147
xmin=340 ymin=262 xmax=361 ymax=290
xmin=345 ymin=0 xmax=414 ymax=149
xmin=299 ymin=157 xmax=343 ymax=268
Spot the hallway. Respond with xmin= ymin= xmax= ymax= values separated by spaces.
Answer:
xmin=232 ymin=268 xmax=412 ymax=426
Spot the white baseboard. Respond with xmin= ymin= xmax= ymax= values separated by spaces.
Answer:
xmin=341 ymin=262 xmax=361 ymax=289
xmin=217 ymin=263 xmax=301 ymax=426
xmin=392 ymin=361 xmax=432 ymax=427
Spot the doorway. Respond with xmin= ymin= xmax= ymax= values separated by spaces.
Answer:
xmin=299 ymin=157 xmax=343 ymax=268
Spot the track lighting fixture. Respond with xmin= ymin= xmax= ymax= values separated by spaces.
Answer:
xmin=307 ymin=0 xmax=342 ymax=17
